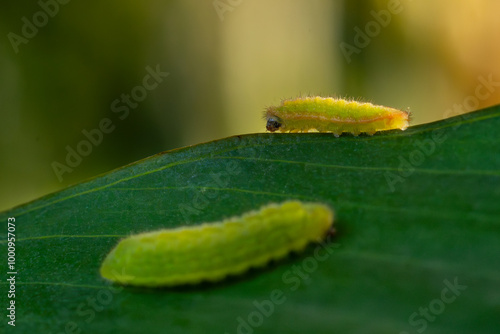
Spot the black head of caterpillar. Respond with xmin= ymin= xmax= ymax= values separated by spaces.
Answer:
xmin=266 ymin=116 xmax=283 ymax=132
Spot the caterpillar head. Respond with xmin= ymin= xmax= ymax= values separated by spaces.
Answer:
xmin=266 ymin=116 xmax=283 ymax=132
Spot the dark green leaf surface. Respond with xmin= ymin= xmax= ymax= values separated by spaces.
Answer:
xmin=1 ymin=106 xmax=499 ymax=334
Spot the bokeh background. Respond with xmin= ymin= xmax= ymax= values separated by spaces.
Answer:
xmin=1 ymin=0 xmax=500 ymax=211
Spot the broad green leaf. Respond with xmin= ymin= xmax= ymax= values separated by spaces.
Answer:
xmin=1 ymin=106 xmax=499 ymax=334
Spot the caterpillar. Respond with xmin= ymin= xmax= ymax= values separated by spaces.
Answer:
xmin=265 ymin=96 xmax=409 ymax=136
xmin=100 ymin=201 xmax=334 ymax=287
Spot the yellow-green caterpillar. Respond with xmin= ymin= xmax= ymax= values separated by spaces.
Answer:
xmin=100 ymin=201 xmax=334 ymax=287
xmin=265 ymin=96 xmax=409 ymax=136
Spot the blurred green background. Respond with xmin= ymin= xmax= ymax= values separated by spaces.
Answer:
xmin=1 ymin=0 xmax=500 ymax=211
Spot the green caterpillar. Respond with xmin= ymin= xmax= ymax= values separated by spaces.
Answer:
xmin=265 ymin=96 xmax=409 ymax=136
xmin=100 ymin=201 xmax=334 ymax=287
